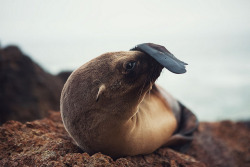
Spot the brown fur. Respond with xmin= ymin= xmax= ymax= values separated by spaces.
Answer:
xmin=60 ymin=51 xmax=179 ymax=157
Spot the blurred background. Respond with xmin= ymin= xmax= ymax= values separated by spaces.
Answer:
xmin=1 ymin=0 xmax=249 ymax=121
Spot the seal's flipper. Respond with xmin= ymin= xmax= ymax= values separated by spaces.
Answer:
xmin=163 ymin=134 xmax=193 ymax=147
xmin=130 ymin=43 xmax=187 ymax=74
xmin=176 ymin=102 xmax=199 ymax=136
xmin=165 ymin=102 xmax=199 ymax=147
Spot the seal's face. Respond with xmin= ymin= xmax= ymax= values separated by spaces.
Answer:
xmin=61 ymin=50 xmax=164 ymax=118
xmin=113 ymin=51 xmax=163 ymax=93
xmin=92 ymin=51 xmax=163 ymax=108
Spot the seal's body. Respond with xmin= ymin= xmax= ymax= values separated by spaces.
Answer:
xmin=61 ymin=44 xmax=198 ymax=157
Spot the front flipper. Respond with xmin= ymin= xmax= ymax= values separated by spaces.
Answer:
xmin=131 ymin=43 xmax=188 ymax=74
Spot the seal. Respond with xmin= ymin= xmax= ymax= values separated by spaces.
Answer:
xmin=60 ymin=43 xmax=198 ymax=158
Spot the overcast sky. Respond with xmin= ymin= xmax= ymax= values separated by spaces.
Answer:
xmin=1 ymin=0 xmax=250 ymax=120
xmin=1 ymin=0 xmax=250 ymax=72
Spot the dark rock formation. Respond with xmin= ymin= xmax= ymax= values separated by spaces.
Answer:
xmin=0 ymin=111 xmax=249 ymax=167
xmin=0 ymin=46 xmax=64 ymax=124
xmin=57 ymin=71 xmax=72 ymax=83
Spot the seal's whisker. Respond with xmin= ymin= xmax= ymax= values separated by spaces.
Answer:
xmin=148 ymin=88 xmax=151 ymax=99
xmin=138 ymin=78 xmax=147 ymax=104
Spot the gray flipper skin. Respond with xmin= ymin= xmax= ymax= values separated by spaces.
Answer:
xmin=131 ymin=43 xmax=188 ymax=74
xmin=165 ymin=102 xmax=199 ymax=147
xmin=175 ymin=102 xmax=199 ymax=136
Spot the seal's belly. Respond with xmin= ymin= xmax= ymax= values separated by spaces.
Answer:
xmin=126 ymin=91 xmax=178 ymax=155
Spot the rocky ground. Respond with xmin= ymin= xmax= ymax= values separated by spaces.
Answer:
xmin=0 ymin=111 xmax=249 ymax=167
xmin=0 ymin=45 xmax=250 ymax=166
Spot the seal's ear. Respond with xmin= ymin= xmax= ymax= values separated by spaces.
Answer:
xmin=96 ymin=84 xmax=106 ymax=102
xmin=130 ymin=43 xmax=188 ymax=74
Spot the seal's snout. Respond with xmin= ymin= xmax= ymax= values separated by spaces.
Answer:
xmin=148 ymin=61 xmax=164 ymax=83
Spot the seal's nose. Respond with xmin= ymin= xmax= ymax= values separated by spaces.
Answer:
xmin=130 ymin=43 xmax=188 ymax=74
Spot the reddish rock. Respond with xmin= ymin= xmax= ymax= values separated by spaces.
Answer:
xmin=0 ymin=46 xmax=64 ymax=124
xmin=186 ymin=121 xmax=250 ymax=167
xmin=1 ymin=112 xmax=249 ymax=166
xmin=0 ymin=111 xmax=205 ymax=167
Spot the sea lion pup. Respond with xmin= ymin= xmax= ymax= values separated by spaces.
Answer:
xmin=60 ymin=43 xmax=198 ymax=158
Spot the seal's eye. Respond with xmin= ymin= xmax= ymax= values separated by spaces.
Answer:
xmin=126 ymin=62 xmax=136 ymax=70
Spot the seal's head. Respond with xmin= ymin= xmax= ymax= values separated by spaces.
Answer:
xmin=61 ymin=51 xmax=162 ymax=121
xmin=93 ymin=51 xmax=164 ymax=106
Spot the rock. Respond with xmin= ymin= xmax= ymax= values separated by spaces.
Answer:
xmin=1 ymin=112 xmax=249 ymax=166
xmin=0 ymin=46 xmax=64 ymax=124
xmin=185 ymin=121 xmax=250 ymax=167
xmin=57 ymin=71 xmax=72 ymax=83
xmin=0 ymin=111 xmax=205 ymax=167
